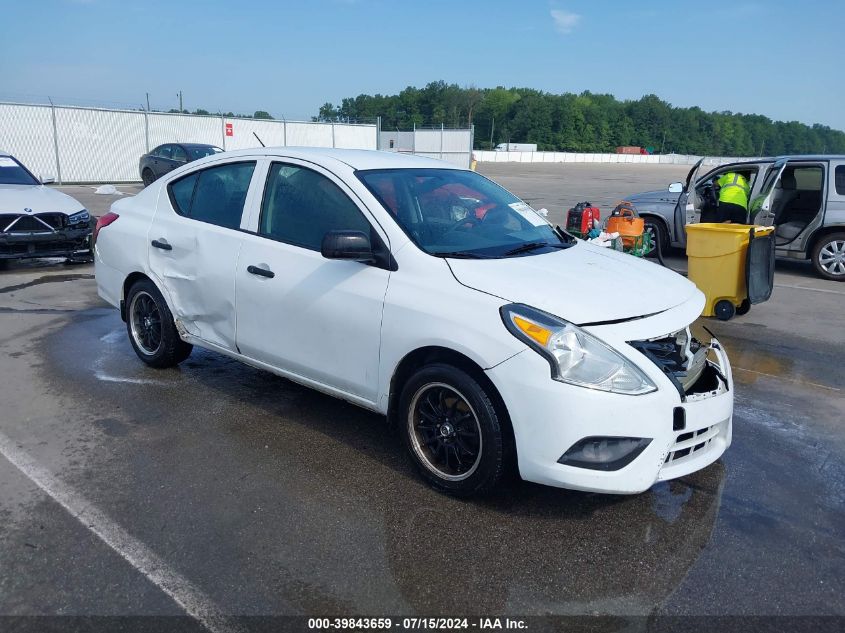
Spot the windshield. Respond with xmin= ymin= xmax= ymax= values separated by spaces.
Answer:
xmin=188 ymin=146 xmax=223 ymax=160
xmin=0 ymin=156 xmax=39 ymax=185
xmin=357 ymin=168 xmax=569 ymax=258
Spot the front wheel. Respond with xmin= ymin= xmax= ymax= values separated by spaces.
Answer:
xmin=399 ymin=364 xmax=511 ymax=496
xmin=643 ymin=219 xmax=668 ymax=257
xmin=812 ymin=232 xmax=845 ymax=281
xmin=126 ymin=279 xmax=192 ymax=367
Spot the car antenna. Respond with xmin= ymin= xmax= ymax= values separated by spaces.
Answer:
xmin=253 ymin=132 xmax=265 ymax=147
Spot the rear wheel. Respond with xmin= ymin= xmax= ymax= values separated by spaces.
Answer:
xmin=399 ymin=363 xmax=510 ymax=496
xmin=142 ymin=168 xmax=156 ymax=187
xmin=126 ymin=278 xmax=192 ymax=367
xmin=735 ymin=298 xmax=751 ymax=316
xmin=812 ymin=232 xmax=845 ymax=281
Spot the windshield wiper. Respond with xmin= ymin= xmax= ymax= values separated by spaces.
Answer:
xmin=504 ymin=241 xmax=571 ymax=256
xmin=434 ymin=250 xmax=495 ymax=259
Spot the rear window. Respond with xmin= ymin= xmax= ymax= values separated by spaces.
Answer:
xmin=188 ymin=146 xmax=223 ymax=160
xmin=835 ymin=165 xmax=845 ymax=196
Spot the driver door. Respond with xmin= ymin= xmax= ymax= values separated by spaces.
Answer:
xmin=749 ymin=159 xmax=788 ymax=226
xmin=672 ymin=158 xmax=705 ymax=245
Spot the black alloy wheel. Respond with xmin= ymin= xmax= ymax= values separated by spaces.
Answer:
xmin=125 ymin=279 xmax=192 ymax=367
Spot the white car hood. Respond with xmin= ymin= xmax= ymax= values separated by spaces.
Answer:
xmin=447 ymin=241 xmax=699 ymax=325
xmin=0 ymin=184 xmax=84 ymax=215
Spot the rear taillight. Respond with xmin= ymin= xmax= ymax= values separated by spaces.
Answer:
xmin=94 ymin=212 xmax=119 ymax=241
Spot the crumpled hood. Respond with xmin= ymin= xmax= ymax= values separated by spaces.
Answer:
xmin=447 ymin=242 xmax=699 ymax=324
xmin=0 ymin=185 xmax=84 ymax=215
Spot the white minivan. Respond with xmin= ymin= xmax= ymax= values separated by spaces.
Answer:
xmin=95 ymin=148 xmax=733 ymax=496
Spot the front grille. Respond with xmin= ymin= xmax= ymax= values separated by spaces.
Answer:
xmin=0 ymin=213 xmax=65 ymax=233
xmin=664 ymin=423 xmax=722 ymax=465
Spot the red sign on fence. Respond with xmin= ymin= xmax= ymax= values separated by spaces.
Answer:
xmin=225 ymin=123 xmax=233 ymax=137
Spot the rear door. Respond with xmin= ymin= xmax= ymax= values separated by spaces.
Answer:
xmin=749 ymin=159 xmax=788 ymax=226
xmin=672 ymin=158 xmax=704 ymax=245
xmin=148 ymin=159 xmax=260 ymax=351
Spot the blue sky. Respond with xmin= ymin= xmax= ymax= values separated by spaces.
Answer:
xmin=2 ymin=0 xmax=843 ymax=129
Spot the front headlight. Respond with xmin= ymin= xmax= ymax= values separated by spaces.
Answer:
xmin=501 ymin=303 xmax=657 ymax=395
xmin=67 ymin=210 xmax=90 ymax=225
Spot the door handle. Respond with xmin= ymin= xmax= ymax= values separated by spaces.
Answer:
xmin=151 ymin=239 xmax=172 ymax=251
xmin=247 ymin=265 xmax=274 ymax=278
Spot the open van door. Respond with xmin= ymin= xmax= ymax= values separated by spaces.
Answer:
xmin=748 ymin=158 xmax=788 ymax=226
xmin=672 ymin=157 xmax=705 ymax=245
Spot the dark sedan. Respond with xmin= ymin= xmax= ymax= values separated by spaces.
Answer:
xmin=139 ymin=143 xmax=223 ymax=186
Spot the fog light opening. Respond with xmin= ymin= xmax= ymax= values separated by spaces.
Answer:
xmin=558 ymin=436 xmax=652 ymax=471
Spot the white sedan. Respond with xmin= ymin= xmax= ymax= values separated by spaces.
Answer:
xmin=94 ymin=148 xmax=733 ymax=496
xmin=0 ymin=153 xmax=92 ymax=265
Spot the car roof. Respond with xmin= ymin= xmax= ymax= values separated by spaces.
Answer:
xmin=180 ymin=143 xmax=222 ymax=149
xmin=195 ymin=147 xmax=464 ymax=171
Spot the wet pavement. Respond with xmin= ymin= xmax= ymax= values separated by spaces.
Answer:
xmin=0 ymin=168 xmax=843 ymax=627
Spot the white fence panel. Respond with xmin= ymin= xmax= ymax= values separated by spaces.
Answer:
xmin=286 ymin=122 xmax=333 ymax=147
xmin=56 ymin=108 xmax=147 ymax=182
xmin=333 ymin=124 xmax=377 ymax=150
xmin=0 ymin=104 xmax=57 ymax=179
xmin=148 ymin=113 xmax=222 ymax=149
xmin=223 ymin=118 xmax=285 ymax=150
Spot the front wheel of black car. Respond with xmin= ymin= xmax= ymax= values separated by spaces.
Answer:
xmin=125 ymin=279 xmax=192 ymax=368
xmin=142 ymin=168 xmax=156 ymax=187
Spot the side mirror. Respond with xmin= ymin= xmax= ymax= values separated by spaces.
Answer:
xmin=41 ymin=175 xmax=56 ymax=184
xmin=321 ymin=230 xmax=374 ymax=262
xmin=668 ymin=182 xmax=683 ymax=194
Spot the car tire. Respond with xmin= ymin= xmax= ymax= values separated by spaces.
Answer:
xmin=399 ymin=363 xmax=511 ymax=496
xmin=125 ymin=278 xmax=192 ymax=368
xmin=643 ymin=218 xmax=668 ymax=258
xmin=142 ymin=168 xmax=156 ymax=187
xmin=0 ymin=259 xmax=12 ymax=270
xmin=811 ymin=232 xmax=845 ymax=281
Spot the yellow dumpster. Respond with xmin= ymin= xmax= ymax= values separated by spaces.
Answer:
xmin=685 ymin=224 xmax=776 ymax=320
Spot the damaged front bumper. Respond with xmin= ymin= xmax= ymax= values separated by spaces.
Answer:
xmin=0 ymin=224 xmax=93 ymax=260
xmin=485 ymin=298 xmax=733 ymax=494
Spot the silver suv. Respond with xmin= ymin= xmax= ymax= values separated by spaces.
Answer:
xmin=626 ymin=156 xmax=845 ymax=281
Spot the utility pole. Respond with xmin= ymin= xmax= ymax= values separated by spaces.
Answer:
xmin=490 ymin=116 xmax=495 ymax=149
xmin=177 ymin=90 xmax=183 ymax=113
xmin=145 ymin=92 xmax=150 ymax=111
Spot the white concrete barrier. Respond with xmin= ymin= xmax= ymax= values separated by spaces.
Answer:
xmin=473 ymin=150 xmax=757 ymax=166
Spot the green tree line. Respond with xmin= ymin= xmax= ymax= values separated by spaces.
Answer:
xmin=317 ymin=81 xmax=845 ymax=155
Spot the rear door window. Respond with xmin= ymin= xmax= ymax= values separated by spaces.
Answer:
xmin=168 ymin=161 xmax=256 ymax=230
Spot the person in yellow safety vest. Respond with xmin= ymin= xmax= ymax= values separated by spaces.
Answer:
xmin=714 ymin=171 xmax=750 ymax=223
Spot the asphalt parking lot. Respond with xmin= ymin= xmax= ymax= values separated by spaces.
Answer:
xmin=1 ymin=165 xmax=843 ymax=628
